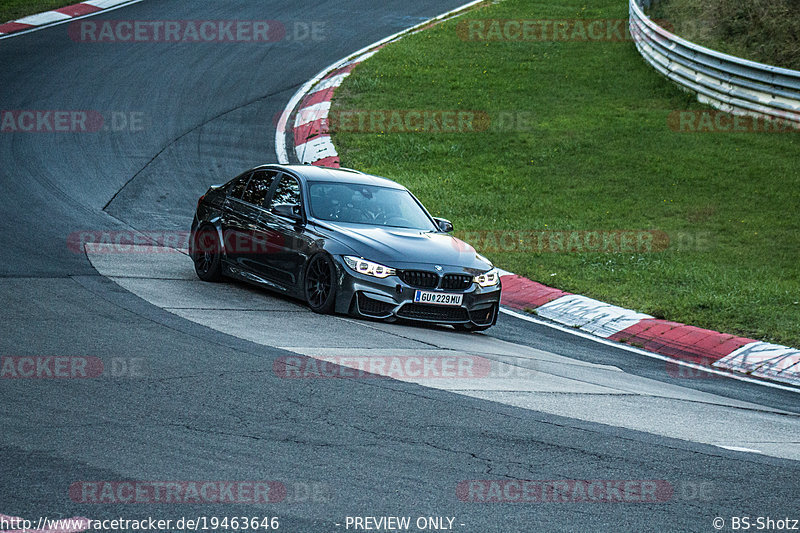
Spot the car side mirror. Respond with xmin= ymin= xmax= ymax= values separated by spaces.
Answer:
xmin=434 ymin=217 xmax=454 ymax=233
xmin=272 ymin=203 xmax=302 ymax=221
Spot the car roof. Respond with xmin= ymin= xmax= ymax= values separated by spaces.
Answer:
xmin=256 ymin=164 xmax=407 ymax=190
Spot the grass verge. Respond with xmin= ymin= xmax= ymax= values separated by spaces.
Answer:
xmin=331 ymin=0 xmax=800 ymax=347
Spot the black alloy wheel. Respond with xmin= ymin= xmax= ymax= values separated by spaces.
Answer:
xmin=304 ymin=254 xmax=336 ymax=313
xmin=193 ymin=225 xmax=223 ymax=282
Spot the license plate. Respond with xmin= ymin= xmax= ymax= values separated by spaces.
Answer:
xmin=413 ymin=290 xmax=463 ymax=306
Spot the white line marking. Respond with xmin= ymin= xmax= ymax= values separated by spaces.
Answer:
xmin=347 ymin=48 xmax=381 ymax=64
xmin=499 ymin=307 xmax=800 ymax=393
xmin=310 ymin=72 xmax=351 ymax=93
xmin=717 ymin=445 xmax=764 ymax=454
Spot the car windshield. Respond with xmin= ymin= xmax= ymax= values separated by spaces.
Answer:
xmin=308 ymin=182 xmax=437 ymax=230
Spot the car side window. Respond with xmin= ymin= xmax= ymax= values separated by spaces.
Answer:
xmin=269 ymin=175 xmax=302 ymax=213
xmin=241 ymin=170 xmax=277 ymax=206
xmin=227 ymin=172 xmax=251 ymax=199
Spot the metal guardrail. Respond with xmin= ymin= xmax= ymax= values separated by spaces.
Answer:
xmin=630 ymin=0 xmax=800 ymax=124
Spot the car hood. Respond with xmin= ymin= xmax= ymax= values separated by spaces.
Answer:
xmin=320 ymin=221 xmax=492 ymax=272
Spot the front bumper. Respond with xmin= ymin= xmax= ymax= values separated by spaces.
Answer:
xmin=333 ymin=258 xmax=501 ymax=327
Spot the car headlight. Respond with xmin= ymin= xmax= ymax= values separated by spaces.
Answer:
xmin=474 ymin=268 xmax=500 ymax=287
xmin=343 ymin=256 xmax=396 ymax=279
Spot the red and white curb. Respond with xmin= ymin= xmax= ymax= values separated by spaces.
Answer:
xmin=500 ymin=275 xmax=800 ymax=387
xmin=291 ymin=51 xmax=384 ymax=167
xmin=0 ymin=0 xmax=138 ymax=37
xmin=273 ymin=2 xmax=799 ymax=389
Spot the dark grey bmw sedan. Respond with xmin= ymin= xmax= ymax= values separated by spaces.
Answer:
xmin=189 ymin=164 xmax=501 ymax=331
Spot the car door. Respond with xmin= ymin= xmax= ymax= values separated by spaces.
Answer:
xmin=221 ymin=169 xmax=277 ymax=272
xmin=254 ymin=173 xmax=314 ymax=290
xmin=217 ymin=171 xmax=251 ymax=268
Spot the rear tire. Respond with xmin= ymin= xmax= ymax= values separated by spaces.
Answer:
xmin=192 ymin=225 xmax=223 ymax=282
xmin=304 ymin=253 xmax=336 ymax=314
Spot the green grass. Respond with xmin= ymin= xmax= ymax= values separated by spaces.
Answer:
xmin=650 ymin=0 xmax=800 ymax=70
xmin=1 ymin=1 xmax=77 ymax=23
xmin=331 ymin=0 xmax=800 ymax=347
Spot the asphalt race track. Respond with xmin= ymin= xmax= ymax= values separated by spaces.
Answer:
xmin=1 ymin=1 xmax=798 ymax=532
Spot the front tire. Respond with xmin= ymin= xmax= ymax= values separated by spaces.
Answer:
xmin=192 ymin=225 xmax=223 ymax=282
xmin=304 ymin=253 xmax=336 ymax=314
